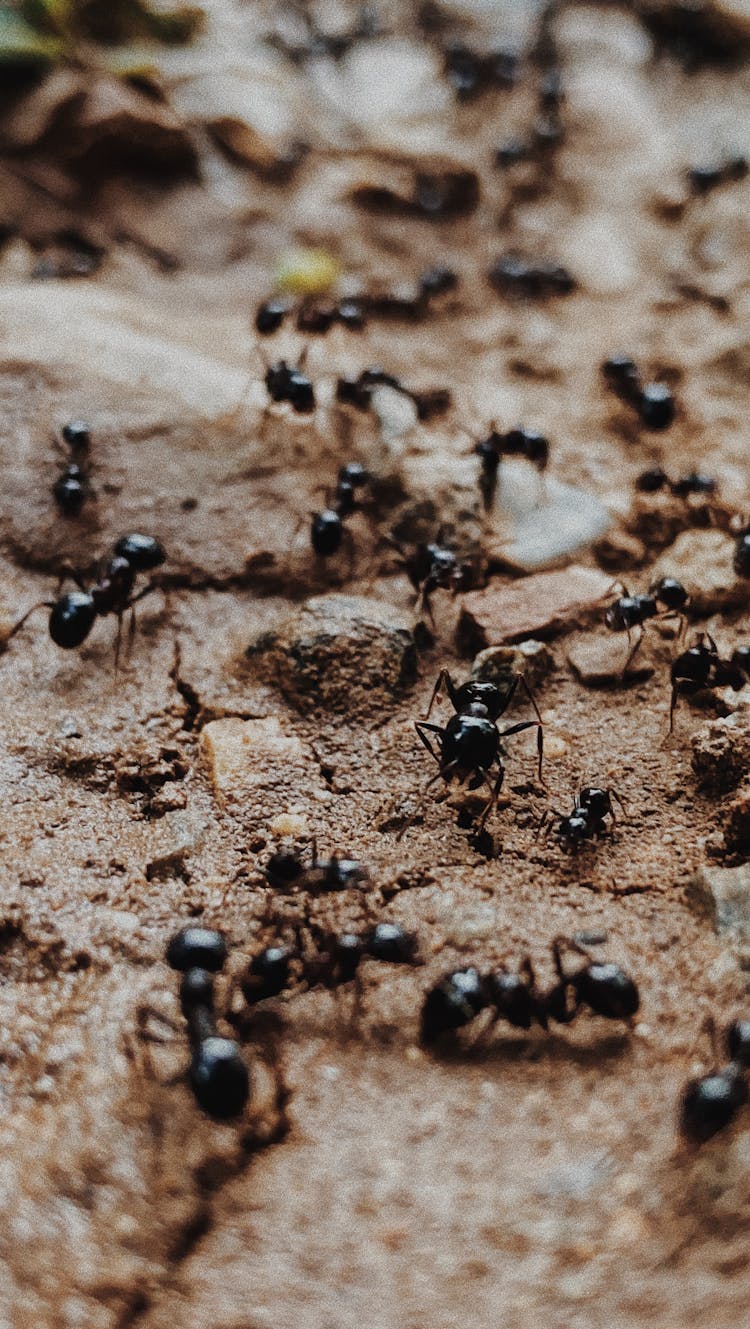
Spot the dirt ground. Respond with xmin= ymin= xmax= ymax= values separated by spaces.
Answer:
xmin=2 ymin=1 xmax=750 ymax=1326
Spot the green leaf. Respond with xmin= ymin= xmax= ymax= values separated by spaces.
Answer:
xmin=0 ymin=9 xmax=65 ymax=63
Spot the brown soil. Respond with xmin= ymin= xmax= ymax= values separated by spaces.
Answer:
xmin=2 ymin=3 xmax=750 ymax=1326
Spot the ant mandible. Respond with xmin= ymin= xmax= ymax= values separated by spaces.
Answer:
xmin=420 ymin=935 xmax=639 ymax=1046
xmin=415 ymin=668 xmax=544 ymax=829
xmin=539 ymin=786 xmax=623 ymax=849
xmin=669 ymin=632 xmax=750 ymax=730
xmin=5 ymin=533 xmax=166 ymax=667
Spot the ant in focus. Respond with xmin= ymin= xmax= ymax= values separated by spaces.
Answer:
xmin=669 ymin=632 xmax=750 ymax=730
xmin=54 ymin=420 xmax=92 ymax=517
xmin=415 ymin=668 xmax=544 ymax=829
xmin=474 ymin=424 xmax=550 ymax=510
xmin=310 ymin=462 xmax=370 ymax=559
xmin=679 ymin=1017 xmax=750 ymax=1144
xmin=604 ymin=576 xmax=690 ymax=675
xmin=4 ymin=533 xmax=166 ymax=667
xmin=420 ymin=934 xmax=639 ymax=1046
xmin=601 ymin=354 xmax=676 ymax=431
xmin=538 ymin=786 xmax=622 ymax=850
xmin=265 ymin=838 xmax=370 ymax=893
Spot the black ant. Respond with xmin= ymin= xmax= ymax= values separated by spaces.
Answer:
xmin=350 ymin=167 xmax=479 ymax=221
xmin=688 ymin=154 xmax=748 ymax=195
xmin=494 ymin=64 xmax=565 ymax=169
xmin=415 ymin=668 xmax=544 ymax=829
xmin=442 ymin=39 xmax=519 ymax=101
xmin=54 ymin=420 xmax=92 ymax=517
xmin=265 ymin=839 xmax=370 ymax=893
xmin=234 ymin=920 xmax=420 ymax=1019
xmin=474 ymin=425 xmax=549 ymax=510
xmin=5 ymin=533 xmax=166 ymax=666
xmin=420 ymin=935 xmax=639 ymax=1046
xmin=679 ymin=1018 xmax=750 ymax=1144
xmin=539 ymin=786 xmax=622 ymax=850
xmin=256 ymin=296 xmax=365 ymax=336
xmin=601 ymin=354 xmax=676 ymax=431
xmin=391 ymin=540 xmax=478 ymax=624
xmin=158 ymin=926 xmax=249 ymax=1119
xmin=310 ymin=462 xmax=370 ymax=559
xmin=604 ymin=577 xmax=690 ymax=675
xmin=635 ymin=467 xmax=717 ymax=498
xmin=335 ymin=367 xmax=452 ymax=422
xmin=265 ymin=357 xmax=315 ymax=414
xmin=488 ymin=252 xmax=576 ymax=300
xmin=669 ymin=632 xmax=750 ymax=730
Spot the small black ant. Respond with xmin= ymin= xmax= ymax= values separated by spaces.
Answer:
xmin=6 ymin=533 xmax=166 ymax=665
xmin=235 ymin=920 xmax=420 ymax=1015
xmin=335 ymin=367 xmax=452 ymax=422
xmin=163 ymin=926 xmax=250 ymax=1120
xmin=256 ymin=296 xmax=366 ymax=336
xmin=604 ymin=577 xmax=690 ymax=674
xmin=669 ymin=632 xmax=750 ymax=730
xmin=265 ymin=838 xmax=370 ymax=893
xmin=420 ymin=936 xmax=639 ymax=1046
xmin=635 ymin=467 xmax=717 ymax=498
xmin=355 ymin=266 xmax=459 ymax=324
xmin=688 ymin=154 xmax=748 ymax=195
xmin=679 ymin=1019 xmax=750 ymax=1144
xmin=310 ymin=462 xmax=370 ymax=559
xmin=350 ymin=167 xmax=480 ymax=221
xmin=391 ymin=540 xmax=478 ymax=624
xmin=54 ymin=420 xmax=92 ymax=517
xmin=539 ymin=786 xmax=622 ymax=850
xmin=474 ymin=425 xmax=549 ymax=510
xmin=601 ymin=355 xmax=676 ymax=431
xmin=488 ymin=252 xmax=576 ymax=300
xmin=442 ymin=39 xmax=519 ymax=100
xmin=265 ymin=358 xmax=315 ymax=414
xmin=415 ymin=668 xmax=544 ymax=829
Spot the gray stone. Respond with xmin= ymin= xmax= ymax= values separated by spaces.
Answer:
xmin=471 ymin=641 xmax=555 ymax=692
xmin=247 ymin=594 xmax=417 ymax=713
xmin=567 ymin=634 xmax=654 ymax=687
xmin=488 ymin=464 xmax=612 ymax=573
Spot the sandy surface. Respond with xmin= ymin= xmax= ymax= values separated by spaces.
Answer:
xmin=2 ymin=2 xmax=750 ymax=1326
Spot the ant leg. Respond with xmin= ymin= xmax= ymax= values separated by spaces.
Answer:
xmin=620 ymin=624 xmax=644 ymax=678
xmin=424 ymin=668 xmax=454 ymax=720
xmin=114 ymin=613 xmax=123 ymax=674
xmin=343 ymin=525 xmax=356 ymax=579
xmin=415 ymin=721 xmax=443 ymax=766
xmin=2 ymin=600 xmax=55 ymax=647
xmin=669 ymin=683 xmax=679 ymax=734
xmin=478 ymin=762 xmax=505 ymax=830
xmin=514 ymin=674 xmax=544 ymax=780
xmin=497 ymin=718 xmax=545 ymax=784
xmin=415 ymin=582 xmax=437 ymax=629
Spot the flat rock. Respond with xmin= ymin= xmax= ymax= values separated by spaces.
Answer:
xmin=652 ymin=530 xmax=747 ymax=615
xmin=201 ymin=716 xmax=316 ymax=812
xmin=489 ymin=465 xmax=612 ymax=573
xmin=567 ymin=633 xmax=654 ymax=686
xmin=471 ymin=641 xmax=556 ymax=691
xmin=459 ymin=565 xmax=613 ymax=649
xmin=687 ymin=864 xmax=750 ymax=960
xmin=246 ymin=594 xmax=417 ymax=713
